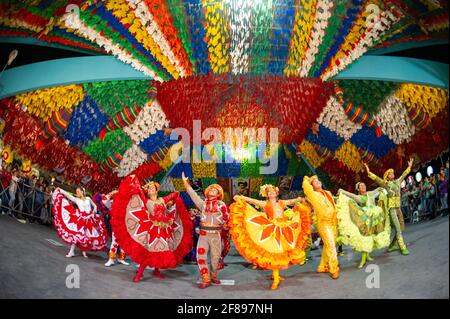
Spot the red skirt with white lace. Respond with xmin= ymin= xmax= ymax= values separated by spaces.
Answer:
xmin=51 ymin=189 xmax=108 ymax=251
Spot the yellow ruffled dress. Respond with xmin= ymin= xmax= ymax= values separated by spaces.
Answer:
xmin=229 ymin=199 xmax=312 ymax=270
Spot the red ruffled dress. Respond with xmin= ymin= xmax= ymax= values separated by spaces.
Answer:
xmin=110 ymin=176 xmax=192 ymax=269
xmin=51 ymin=188 xmax=108 ymax=251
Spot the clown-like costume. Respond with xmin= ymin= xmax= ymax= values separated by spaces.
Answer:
xmin=110 ymin=176 xmax=192 ymax=283
xmin=52 ymin=187 xmax=108 ymax=258
xmin=230 ymin=185 xmax=312 ymax=290
xmin=93 ymin=191 xmax=129 ymax=267
xmin=182 ymin=173 xmax=229 ymax=289
xmin=302 ymin=176 xmax=339 ymax=279
xmin=364 ymin=158 xmax=413 ymax=255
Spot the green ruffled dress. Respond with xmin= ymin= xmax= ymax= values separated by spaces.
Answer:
xmin=336 ymin=188 xmax=391 ymax=253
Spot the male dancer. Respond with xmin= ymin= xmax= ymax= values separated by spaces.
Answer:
xmin=182 ymin=172 xmax=229 ymax=289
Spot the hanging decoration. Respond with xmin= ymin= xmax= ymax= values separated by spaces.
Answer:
xmin=395 ymin=83 xmax=449 ymax=120
xmin=299 ymin=0 xmax=333 ymax=77
xmin=267 ymin=0 xmax=297 ymax=75
xmin=65 ymin=95 xmax=109 ymax=148
xmin=309 ymin=0 xmax=347 ymax=77
xmin=82 ymin=80 xmax=152 ymax=116
xmin=84 ymin=129 xmax=132 ymax=164
xmin=184 ymin=0 xmax=211 ymax=75
xmin=314 ymin=0 xmax=364 ymax=77
xmin=338 ymin=80 xmax=399 ymax=115
xmin=350 ymin=127 xmax=396 ymax=158
xmin=1 ymin=146 xmax=14 ymax=165
xmin=227 ymin=0 xmax=252 ymax=75
xmin=248 ymin=0 xmax=274 ymax=74
xmin=62 ymin=4 xmax=164 ymax=80
xmin=129 ymin=161 xmax=163 ymax=183
xmin=284 ymin=0 xmax=316 ymax=76
xmin=123 ymin=100 xmax=170 ymax=144
xmin=165 ymin=0 xmax=197 ymax=73
xmin=297 ymin=140 xmax=326 ymax=168
xmin=375 ymin=93 xmax=416 ymax=144
xmin=305 ymin=124 xmax=344 ymax=153
xmin=114 ymin=144 xmax=148 ymax=177
xmin=43 ymin=107 xmax=73 ymax=138
xmin=15 ymin=84 xmax=84 ymax=121
xmin=333 ymin=140 xmax=365 ymax=173
xmin=202 ymin=0 xmax=230 ymax=74
xmin=317 ymin=95 xmax=362 ymax=140
xmin=322 ymin=5 xmax=400 ymax=80
xmin=334 ymin=84 xmax=382 ymax=137
xmin=127 ymin=0 xmax=192 ymax=77
xmin=100 ymin=0 xmax=177 ymax=79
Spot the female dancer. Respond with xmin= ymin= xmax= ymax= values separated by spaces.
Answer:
xmin=336 ymin=182 xmax=391 ymax=268
xmin=302 ymin=175 xmax=339 ymax=279
xmin=94 ymin=190 xmax=130 ymax=267
xmin=364 ymin=158 xmax=414 ymax=255
xmin=230 ymin=184 xmax=312 ymax=290
xmin=110 ymin=175 xmax=192 ymax=283
xmin=52 ymin=186 xmax=108 ymax=257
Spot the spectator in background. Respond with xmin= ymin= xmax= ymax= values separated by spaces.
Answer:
xmin=8 ymin=168 xmax=20 ymax=217
xmin=438 ymin=173 xmax=448 ymax=211
xmin=40 ymin=183 xmax=52 ymax=225
xmin=1 ymin=164 xmax=12 ymax=214
xmin=401 ymin=187 xmax=411 ymax=222
xmin=419 ymin=179 xmax=428 ymax=215
xmin=445 ymin=160 xmax=449 ymax=178
xmin=429 ymin=175 xmax=438 ymax=218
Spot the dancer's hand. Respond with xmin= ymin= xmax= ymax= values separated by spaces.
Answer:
xmin=297 ymin=197 xmax=305 ymax=203
xmin=363 ymin=163 xmax=370 ymax=174
xmin=408 ymin=157 xmax=414 ymax=168
xmin=181 ymin=172 xmax=190 ymax=188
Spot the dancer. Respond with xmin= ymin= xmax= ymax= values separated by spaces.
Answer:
xmin=52 ymin=186 xmax=108 ymax=258
xmin=182 ymin=172 xmax=229 ymax=289
xmin=336 ymin=183 xmax=391 ymax=268
xmin=110 ymin=175 xmax=192 ymax=283
xmin=364 ymin=158 xmax=414 ymax=255
xmin=302 ymin=175 xmax=339 ymax=279
xmin=218 ymin=228 xmax=231 ymax=270
xmin=183 ymin=208 xmax=201 ymax=264
xmin=94 ymin=190 xmax=130 ymax=267
xmin=230 ymin=184 xmax=312 ymax=290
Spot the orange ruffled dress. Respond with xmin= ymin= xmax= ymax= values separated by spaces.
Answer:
xmin=229 ymin=199 xmax=312 ymax=270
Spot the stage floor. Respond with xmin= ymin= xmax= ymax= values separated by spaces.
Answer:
xmin=0 ymin=214 xmax=448 ymax=299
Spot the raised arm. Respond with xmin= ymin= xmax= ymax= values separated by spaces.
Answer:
xmin=367 ymin=171 xmax=388 ymax=189
xmin=163 ymin=191 xmax=179 ymax=204
xmin=182 ymin=172 xmax=204 ymax=210
xmin=58 ymin=188 xmax=78 ymax=203
xmin=234 ymin=194 xmax=266 ymax=209
xmin=367 ymin=187 xmax=384 ymax=199
xmin=364 ymin=163 xmax=388 ymax=189
xmin=338 ymin=189 xmax=365 ymax=206
xmin=283 ymin=196 xmax=305 ymax=207
xmin=302 ymin=176 xmax=320 ymax=203
xmin=397 ymin=158 xmax=413 ymax=183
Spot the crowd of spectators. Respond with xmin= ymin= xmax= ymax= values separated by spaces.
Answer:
xmin=0 ymin=162 xmax=53 ymax=224
xmin=401 ymin=160 xmax=448 ymax=222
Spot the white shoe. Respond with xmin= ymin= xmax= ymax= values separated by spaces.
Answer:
xmin=65 ymin=252 xmax=75 ymax=258
xmin=82 ymin=252 xmax=88 ymax=258
xmin=118 ymin=259 xmax=130 ymax=266
xmin=105 ymin=259 xmax=115 ymax=267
